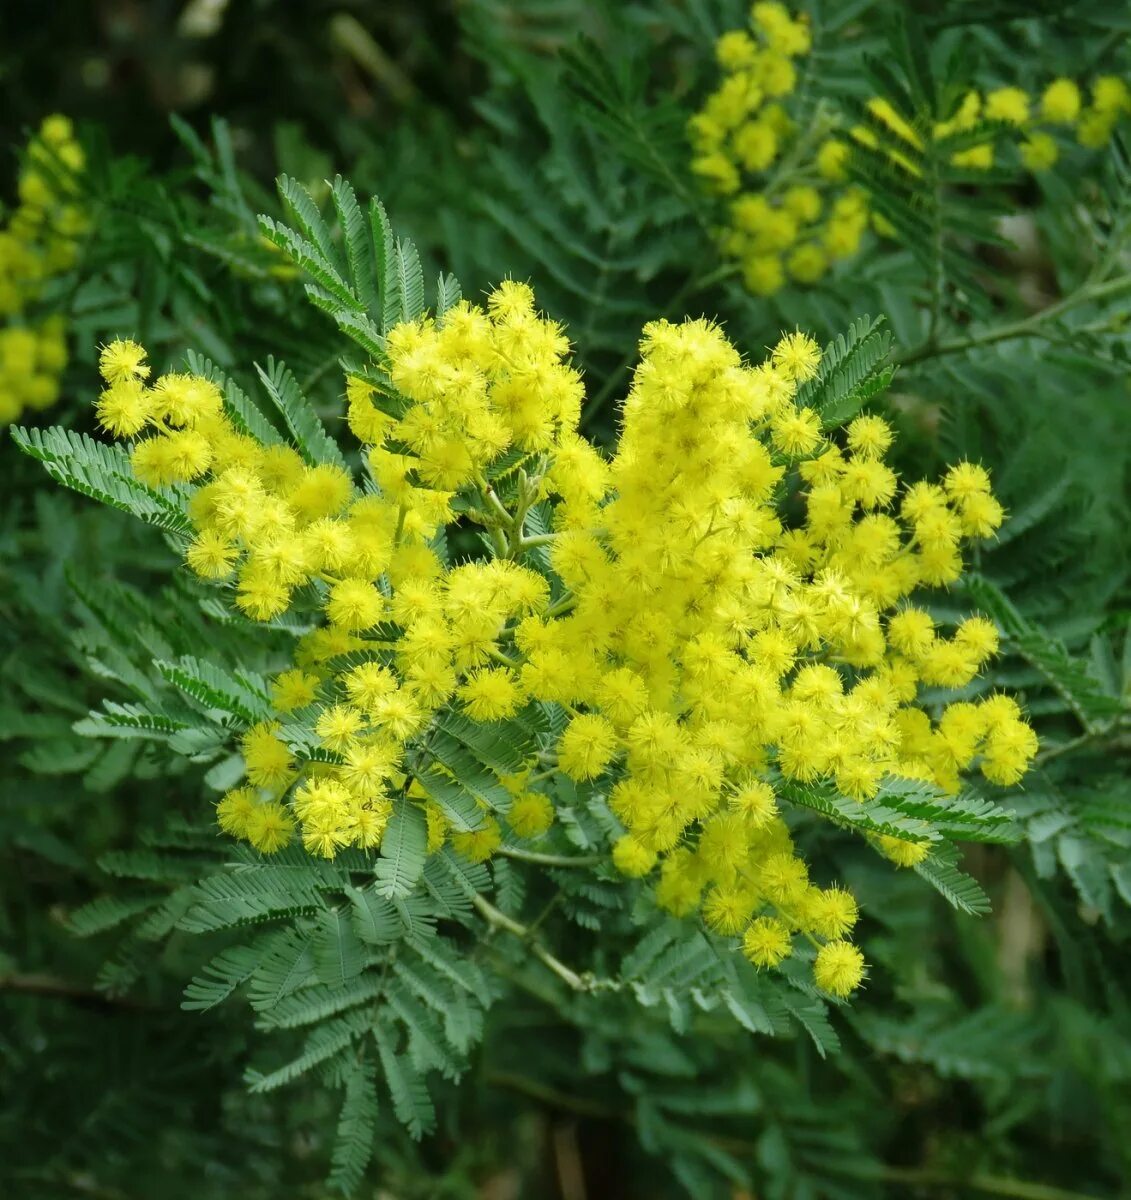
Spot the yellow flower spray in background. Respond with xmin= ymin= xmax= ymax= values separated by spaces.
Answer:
xmin=689 ymin=3 xmax=1131 ymax=296
xmin=0 ymin=116 xmax=85 ymax=423
xmin=91 ymin=287 xmax=1036 ymax=999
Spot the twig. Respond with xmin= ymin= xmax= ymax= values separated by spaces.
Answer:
xmin=1035 ymin=718 xmax=1129 ymax=765
xmin=544 ymin=592 xmax=577 ymax=619
xmin=899 ymin=273 xmax=1131 ymax=367
xmin=0 ymin=972 xmax=152 ymax=1011
xmin=864 ymin=1165 xmax=1106 ymax=1200
xmin=497 ymin=846 xmax=604 ymax=869
xmin=472 ymin=894 xmax=590 ymax=992
xmin=487 ymin=1070 xmax=620 ymax=1120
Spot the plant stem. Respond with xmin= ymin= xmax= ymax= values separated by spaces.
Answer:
xmin=544 ymin=592 xmax=576 ymax=619
xmin=480 ymin=484 xmax=515 ymax=530
xmin=472 ymin=893 xmax=589 ymax=991
xmin=0 ymin=971 xmax=151 ymax=1011
xmin=866 ymin=1165 xmax=1105 ymax=1200
xmin=497 ymin=846 xmax=604 ymax=869
xmin=899 ymin=273 xmax=1131 ymax=367
xmin=486 ymin=1070 xmax=620 ymax=1121
xmin=1035 ymin=720 xmax=1129 ymax=765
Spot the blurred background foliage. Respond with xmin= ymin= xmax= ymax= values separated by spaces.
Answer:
xmin=2 ymin=1 xmax=1131 ymax=1198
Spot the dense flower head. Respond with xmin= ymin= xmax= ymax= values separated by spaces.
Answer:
xmin=93 ymin=287 xmax=1037 ymax=1000
xmin=0 ymin=116 xmax=85 ymax=423
xmin=689 ymin=5 xmax=1129 ymax=296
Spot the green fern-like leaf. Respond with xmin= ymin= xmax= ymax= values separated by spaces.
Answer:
xmin=74 ymin=701 xmax=191 ymax=739
xmin=913 ymin=844 xmax=991 ymax=915
xmin=329 ymin=1055 xmax=380 ymax=1194
xmin=967 ymin=574 xmax=1123 ymax=731
xmin=254 ymin=356 xmax=348 ymax=471
xmin=347 ymin=884 xmax=401 ymax=945
xmin=427 ymin=730 xmax=514 ymax=813
xmin=67 ymin=893 xmax=161 ymax=937
xmin=373 ymin=798 xmax=428 ymax=899
xmin=11 ymin=426 xmax=192 ymax=534
xmin=372 ymin=1019 xmax=436 ymax=1138
xmin=312 ymin=907 xmax=365 ymax=989
xmin=795 ymin=316 xmax=894 ymax=429
xmin=416 ymin=763 xmax=490 ymax=833
xmin=182 ymin=941 xmax=265 ymax=1011
xmin=178 ymin=871 xmax=325 ymax=933
xmin=247 ymin=1007 xmax=372 ymax=1093
xmin=247 ymin=927 xmax=317 ymax=1011
xmin=155 ymin=656 xmax=271 ymax=724
xmin=258 ymin=974 xmax=383 ymax=1031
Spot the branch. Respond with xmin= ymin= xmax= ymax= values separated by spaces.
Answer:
xmin=497 ymin=846 xmax=605 ymax=869
xmin=472 ymin=893 xmax=600 ymax=992
xmin=869 ymin=1166 xmax=1106 ymax=1200
xmin=0 ymin=971 xmax=152 ymax=1011
xmin=488 ymin=1070 xmax=620 ymax=1120
xmin=898 ymin=273 xmax=1131 ymax=367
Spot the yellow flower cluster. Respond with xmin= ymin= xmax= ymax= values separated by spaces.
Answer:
xmin=689 ymin=3 xmax=1131 ymax=295
xmin=0 ymin=116 xmax=85 ymax=423
xmin=689 ymin=3 xmax=849 ymax=296
xmin=860 ymin=74 xmax=1130 ymax=175
xmin=94 ymin=292 xmax=1037 ymax=999
xmin=94 ymin=283 xmax=584 ymax=866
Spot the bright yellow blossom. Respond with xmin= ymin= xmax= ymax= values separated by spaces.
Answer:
xmin=84 ymin=283 xmax=1041 ymax=1002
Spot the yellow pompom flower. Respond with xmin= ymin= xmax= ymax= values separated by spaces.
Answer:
xmin=508 ymin=792 xmax=554 ymax=839
xmin=245 ymin=802 xmax=295 ymax=853
xmin=452 ymin=817 xmax=502 ymax=864
xmin=216 ymin=787 xmax=259 ymax=838
xmin=814 ymin=940 xmax=866 ymax=997
xmin=315 ymin=705 xmax=365 ymax=753
xmin=876 ymin=834 xmax=931 ymax=867
xmin=771 ymin=331 xmax=821 ymax=382
xmin=805 ymin=887 xmax=860 ymax=940
xmin=236 ymin=570 xmax=290 ymax=621
xmin=87 ymin=284 xmax=1040 ymax=1001
xmin=1020 ymin=132 xmax=1059 ymax=172
xmin=271 ymin=669 xmax=321 ymax=712
xmin=558 ymin=714 xmax=620 ymax=781
xmin=985 ymin=87 xmax=1030 ymax=125
xmin=1093 ymin=76 xmax=1131 ymax=116
xmin=186 ymin=530 xmax=238 ymax=580
xmin=743 ymin=253 xmax=785 ymax=296
xmin=326 ymin=578 xmax=386 ymax=631
xmin=613 ymin=835 xmax=657 ymax=877
xmin=459 ymin=668 xmax=523 ymax=721
xmin=1041 ymin=78 xmax=1081 ymax=123
xmin=816 ymin=138 xmax=849 ymax=180
xmin=241 ymin=723 xmax=295 ymax=791
xmin=98 ymin=339 xmax=150 ymax=385
xmin=703 ymin=886 xmax=756 ymax=935
xmin=846 ymin=414 xmax=893 ymax=461
xmin=742 ymin=916 xmax=793 ymax=967
xmin=0 ymin=121 xmax=85 ymax=423
xmin=786 ymin=242 xmax=827 ymax=283
xmin=95 ymin=379 xmax=151 ymax=437
xmin=770 ymin=406 xmax=823 ymax=457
